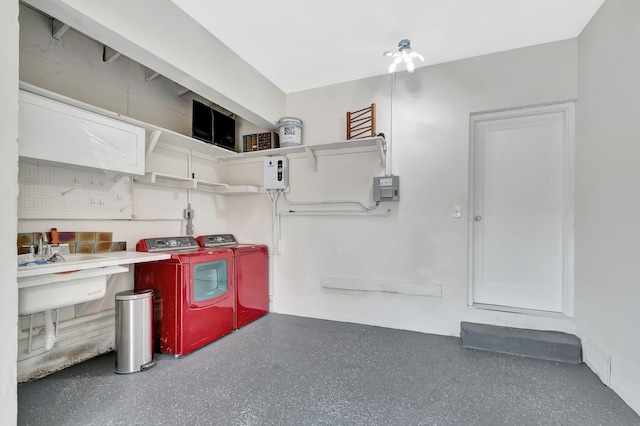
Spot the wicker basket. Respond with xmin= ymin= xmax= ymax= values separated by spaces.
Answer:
xmin=242 ymin=131 xmax=279 ymax=152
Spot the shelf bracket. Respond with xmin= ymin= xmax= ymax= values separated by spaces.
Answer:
xmin=51 ymin=19 xmax=70 ymax=40
xmin=146 ymin=129 xmax=162 ymax=158
xmin=145 ymin=68 xmax=160 ymax=82
xmin=177 ymin=86 xmax=190 ymax=97
xmin=102 ymin=46 xmax=122 ymax=64
xmin=304 ymin=147 xmax=317 ymax=172
xmin=377 ymin=138 xmax=387 ymax=168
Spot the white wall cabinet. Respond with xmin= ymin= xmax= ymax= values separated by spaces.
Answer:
xmin=19 ymin=90 xmax=145 ymax=175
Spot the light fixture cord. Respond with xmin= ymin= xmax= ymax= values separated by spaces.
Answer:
xmin=388 ymin=72 xmax=396 ymax=176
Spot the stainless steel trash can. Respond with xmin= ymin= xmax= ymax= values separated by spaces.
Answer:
xmin=115 ymin=289 xmax=156 ymax=374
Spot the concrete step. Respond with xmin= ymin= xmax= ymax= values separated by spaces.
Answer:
xmin=460 ymin=322 xmax=581 ymax=364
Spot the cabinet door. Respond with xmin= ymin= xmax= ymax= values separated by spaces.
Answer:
xmin=19 ymin=91 xmax=145 ymax=175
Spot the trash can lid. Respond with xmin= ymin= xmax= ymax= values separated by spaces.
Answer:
xmin=115 ymin=289 xmax=154 ymax=301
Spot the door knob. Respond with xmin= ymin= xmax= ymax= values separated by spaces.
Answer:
xmin=475 ymin=215 xmax=482 ymax=221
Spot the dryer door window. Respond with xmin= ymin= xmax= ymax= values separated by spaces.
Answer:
xmin=192 ymin=260 xmax=228 ymax=306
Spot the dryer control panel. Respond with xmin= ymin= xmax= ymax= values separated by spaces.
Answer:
xmin=137 ymin=237 xmax=200 ymax=252
xmin=198 ymin=234 xmax=237 ymax=247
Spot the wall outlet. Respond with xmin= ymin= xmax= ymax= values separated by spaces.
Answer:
xmin=453 ymin=204 xmax=462 ymax=218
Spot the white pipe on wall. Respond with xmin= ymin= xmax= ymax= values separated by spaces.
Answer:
xmin=42 ymin=310 xmax=55 ymax=351
xmin=267 ymin=190 xmax=281 ymax=301
xmin=279 ymin=209 xmax=392 ymax=218
xmin=387 ymin=72 xmax=396 ymax=176
xmin=130 ymin=176 xmax=137 ymax=219
xmin=281 ymin=192 xmax=378 ymax=211
xmin=19 ymin=309 xmax=114 ymax=340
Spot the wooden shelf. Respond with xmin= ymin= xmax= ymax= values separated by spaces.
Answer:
xmin=235 ymin=136 xmax=386 ymax=171
xmin=211 ymin=185 xmax=263 ymax=195
xmin=148 ymin=127 xmax=240 ymax=159
xmin=134 ymin=172 xmax=261 ymax=194
xmin=134 ymin=172 xmax=198 ymax=189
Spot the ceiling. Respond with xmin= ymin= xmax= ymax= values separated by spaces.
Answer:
xmin=171 ymin=0 xmax=604 ymax=94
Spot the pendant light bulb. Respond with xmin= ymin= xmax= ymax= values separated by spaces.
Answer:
xmin=383 ymin=38 xmax=425 ymax=74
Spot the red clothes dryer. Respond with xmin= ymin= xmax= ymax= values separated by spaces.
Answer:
xmin=197 ymin=235 xmax=269 ymax=329
xmin=135 ymin=236 xmax=235 ymax=356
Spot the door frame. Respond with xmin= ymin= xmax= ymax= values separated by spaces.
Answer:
xmin=467 ymin=102 xmax=575 ymax=316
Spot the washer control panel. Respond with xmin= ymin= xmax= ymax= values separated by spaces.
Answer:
xmin=140 ymin=237 xmax=200 ymax=252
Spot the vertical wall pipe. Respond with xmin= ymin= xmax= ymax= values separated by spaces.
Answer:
xmin=387 ymin=72 xmax=396 ymax=176
xmin=42 ymin=310 xmax=55 ymax=351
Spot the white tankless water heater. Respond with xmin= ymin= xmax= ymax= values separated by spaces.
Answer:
xmin=264 ymin=156 xmax=289 ymax=190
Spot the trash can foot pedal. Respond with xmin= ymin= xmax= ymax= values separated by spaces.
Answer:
xmin=140 ymin=359 xmax=156 ymax=372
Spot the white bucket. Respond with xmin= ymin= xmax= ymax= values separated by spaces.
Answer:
xmin=278 ymin=117 xmax=303 ymax=147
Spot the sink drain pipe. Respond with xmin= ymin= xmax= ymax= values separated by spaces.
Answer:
xmin=43 ymin=309 xmax=56 ymax=351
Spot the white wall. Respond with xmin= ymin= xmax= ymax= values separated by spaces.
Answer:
xmin=228 ymin=40 xmax=579 ymax=336
xmin=0 ymin=0 xmax=19 ymax=421
xmin=576 ymin=0 xmax=640 ymax=414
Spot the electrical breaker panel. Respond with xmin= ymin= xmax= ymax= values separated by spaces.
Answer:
xmin=373 ymin=175 xmax=400 ymax=202
xmin=264 ymin=156 xmax=289 ymax=190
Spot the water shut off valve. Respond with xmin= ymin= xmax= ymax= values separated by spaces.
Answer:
xmin=184 ymin=206 xmax=195 ymax=235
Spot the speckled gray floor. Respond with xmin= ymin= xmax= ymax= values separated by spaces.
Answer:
xmin=18 ymin=314 xmax=640 ymax=426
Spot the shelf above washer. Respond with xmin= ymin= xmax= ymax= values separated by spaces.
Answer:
xmin=134 ymin=172 xmax=261 ymax=194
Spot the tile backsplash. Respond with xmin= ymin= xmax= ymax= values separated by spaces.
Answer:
xmin=17 ymin=231 xmax=126 ymax=255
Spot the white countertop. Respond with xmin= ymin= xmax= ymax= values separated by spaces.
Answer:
xmin=17 ymin=251 xmax=171 ymax=279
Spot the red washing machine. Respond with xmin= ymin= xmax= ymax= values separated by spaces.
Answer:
xmin=197 ymin=235 xmax=269 ymax=329
xmin=134 ymin=236 xmax=235 ymax=356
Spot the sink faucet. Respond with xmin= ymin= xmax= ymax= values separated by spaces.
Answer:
xmin=38 ymin=232 xmax=49 ymax=258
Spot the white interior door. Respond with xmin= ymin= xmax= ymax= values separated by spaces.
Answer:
xmin=470 ymin=103 xmax=574 ymax=314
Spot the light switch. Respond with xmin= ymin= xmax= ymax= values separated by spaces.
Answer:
xmin=453 ymin=204 xmax=462 ymax=218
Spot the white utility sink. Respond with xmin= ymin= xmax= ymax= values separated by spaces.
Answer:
xmin=18 ymin=266 xmax=127 ymax=315
xmin=17 ymin=251 xmax=171 ymax=316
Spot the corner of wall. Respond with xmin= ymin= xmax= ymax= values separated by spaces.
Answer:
xmin=1 ymin=0 xmax=20 ymax=422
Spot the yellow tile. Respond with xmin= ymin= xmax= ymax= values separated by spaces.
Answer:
xmin=76 ymin=242 xmax=95 ymax=254
xmin=111 ymin=242 xmax=127 ymax=252
xmin=97 ymin=232 xmax=113 ymax=242
xmin=78 ymin=232 xmax=96 ymax=242
xmin=95 ymin=242 xmax=112 ymax=253
xmin=17 ymin=233 xmax=33 ymax=246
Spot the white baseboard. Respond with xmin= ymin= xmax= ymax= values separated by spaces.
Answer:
xmin=582 ymin=335 xmax=611 ymax=386
xmin=321 ymin=276 xmax=442 ymax=297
